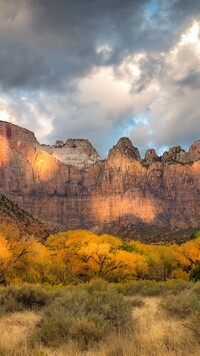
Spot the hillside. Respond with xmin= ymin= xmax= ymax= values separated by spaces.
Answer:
xmin=0 ymin=192 xmax=49 ymax=238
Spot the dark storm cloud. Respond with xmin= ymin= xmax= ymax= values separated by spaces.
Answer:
xmin=176 ymin=70 xmax=200 ymax=89
xmin=1 ymin=0 xmax=199 ymax=91
xmin=0 ymin=0 xmax=146 ymax=90
xmin=167 ymin=0 xmax=200 ymax=23
xmin=0 ymin=39 xmax=49 ymax=88
xmin=0 ymin=0 xmax=200 ymax=156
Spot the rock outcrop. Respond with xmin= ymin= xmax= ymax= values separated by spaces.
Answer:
xmin=41 ymin=138 xmax=102 ymax=169
xmin=189 ymin=140 xmax=200 ymax=161
xmin=144 ymin=149 xmax=159 ymax=165
xmin=108 ymin=137 xmax=141 ymax=162
xmin=162 ymin=146 xmax=190 ymax=164
xmin=0 ymin=120 xmax=200 ymax=241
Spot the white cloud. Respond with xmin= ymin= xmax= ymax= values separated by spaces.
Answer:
xmin=78 ymin=67 xmax=133 ymax=124
xmin=116 ymin=20 xmax=200 ymax=154
xmin=180 ymin=20 xmax=199 ymax=46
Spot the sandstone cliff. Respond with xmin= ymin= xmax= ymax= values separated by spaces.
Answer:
xmin=0 ymin=120 xmax=199 ymax=242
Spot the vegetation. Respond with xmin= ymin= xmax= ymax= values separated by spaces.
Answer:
xmin=1 ymin=227 xmax=200 ymax=353
xmin=0 ymin=192 xmax=49 ymax=238
xmin=30 ymin=282 xmax=133 ymax=350
xmin=0 ymin=281 xmax=200 ymax=355
xmin=0 ymin=227 xmax=200 ymax=285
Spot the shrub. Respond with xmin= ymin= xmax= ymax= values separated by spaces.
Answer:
xmin=113 ymin=280 xmax=193 ymax=297
xmin=70 ymin=317 xmax=106 ymax=348
xmin=31 ymin=282 xmax=134 ymax=350
xmin=160 ymin=292 xmax=200 ymax=319
xmin=162 ymin=279 xmax=192 ymax=294
xmin=0 ymin=284 xmax=59 ymax=315
xmin=31 ymin=308 xmax=73 ymax=348
xmin=118 ymin=280 xmax=166 ymax=297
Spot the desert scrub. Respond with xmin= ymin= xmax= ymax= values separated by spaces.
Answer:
xmin=114 ymin=280 xmax=166 ymax=297
xmin=160 ymin=291 xmax=200 ymax=319
xmin=161 ymin=279 xmax=192 ymax=295
xmin=112 ymin=279 xmax=193 ymax=297
xmin=0 ymin=284 xmax=59 ymax=315
xmin=30 ymin=282 xmax=134 ymax=350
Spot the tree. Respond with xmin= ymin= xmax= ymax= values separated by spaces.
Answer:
xmin=0 ymin=233 xmax=34 ymax=284
xmin=47 ymin=230 xmax=148 ymax=282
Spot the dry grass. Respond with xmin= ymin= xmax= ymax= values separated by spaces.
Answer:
xmin=0 ymin=296 xmax=200 ymax=356
xmin=84 ymin=297 xmax=200 ymax=356
xmin=130 ymin=297 xmax=199 ymax=356
xmin=0 ymin=311 xmax=41 ymax=355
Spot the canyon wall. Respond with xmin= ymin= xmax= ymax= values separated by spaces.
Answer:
xmin=0 ymin=121 xmax=200 ymax=240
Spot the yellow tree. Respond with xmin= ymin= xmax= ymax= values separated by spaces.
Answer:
xmin=180 ymin=237 xmax=200 ymax=272
xmin=0 ymin=233 xmax=34 ymax=284
xmin=46 ymin=230 xmax=148 ymax=282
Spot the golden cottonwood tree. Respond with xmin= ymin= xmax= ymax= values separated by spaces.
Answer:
xmin=0 ymin=233 xmax=34 ymax=284
xmin=47 ymin=230 xmax=148 ymax=282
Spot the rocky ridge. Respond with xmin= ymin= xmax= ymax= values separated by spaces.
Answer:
xmin=0 ymin=120 xmax=199 ymax=241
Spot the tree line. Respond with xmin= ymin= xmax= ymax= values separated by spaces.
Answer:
xmin=0 ymin=224 xmax=200 ymax=285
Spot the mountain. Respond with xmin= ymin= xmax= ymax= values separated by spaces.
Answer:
xmin=0 ymin=120 xmax=199 ymax=242
xmin=0 ymin=191 xmax=49 ymax=238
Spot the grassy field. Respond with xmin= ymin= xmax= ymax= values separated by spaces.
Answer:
xmin=0 ymin=280 xmax=200 ymax=355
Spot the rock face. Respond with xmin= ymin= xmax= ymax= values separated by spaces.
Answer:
xmin=162 ymin=146 xmax=190 ymax=164
xmin=108 ymin=137 xmax=141 ymax=162
xmin=144 ymin=149 xmax=159 ymax=165
xmin=41 ymin=138 xmax=102 ymax=169
xmin=0 ymin=120 xmax=200 ymax=241
xmin=189 ymin=141 xmax=200 ymax=161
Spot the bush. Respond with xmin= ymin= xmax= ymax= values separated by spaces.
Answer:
xmin=160 ymin=292 xmax=200 ymax=319
xmin=31 ymin=308 xmax=73 ymax=347
xmin=31 ymin=282 xmax=134 ymax=350
xmin=161 ymin=279 xmax=192 ymax=295
xmin=113 ymin=280 xmax=193 ymax=297
xmin=116 ymin=280 xmax=166 ymax=297
xmin=0 ymin=284 xmax=59 ymax=315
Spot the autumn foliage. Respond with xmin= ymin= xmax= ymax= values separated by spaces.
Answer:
xmin=1 ymin=225 xmax=200 ymax=285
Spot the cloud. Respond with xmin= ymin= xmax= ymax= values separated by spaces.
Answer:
xmin=1 ymin=0 xmax=197 ymax=90
xmin=0 ymin=0 xmax=200 ymax=157
xmin=0 ymin=0 xmax=149 ymax=90
xmin=126 ymin=20 xmax=200 ymax=154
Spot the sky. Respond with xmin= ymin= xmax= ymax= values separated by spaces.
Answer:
xmin=0 ymin=0 xmax=200 ymax=157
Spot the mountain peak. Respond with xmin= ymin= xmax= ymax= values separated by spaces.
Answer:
xmin=108 ymin=137 xmax=141 ymax=161
xmin=144 ymin=148 xmax=159 ymax=165
xmin=161 ymin=145 xmax=190 ymax=164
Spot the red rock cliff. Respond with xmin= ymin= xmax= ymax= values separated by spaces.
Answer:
xmin=0 ymin=121 xmax=199 ymax=240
